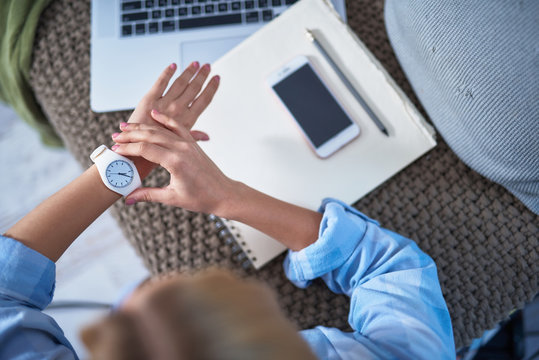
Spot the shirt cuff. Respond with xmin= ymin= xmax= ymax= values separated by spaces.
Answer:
xmin=0 ymin=235 xmax=56 ymax=310
xmin=283 ymin=198 xmax=378 ymax=286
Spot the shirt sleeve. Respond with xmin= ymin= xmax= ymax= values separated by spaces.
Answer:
xmin=284 ymin=199 xmax=455 ymax=360
xmin=0 ymin=235 xmax=77 ymax=359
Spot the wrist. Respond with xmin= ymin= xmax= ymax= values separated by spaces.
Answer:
xmin=88 ymin=165 xmax=123 ymax=201
xmin=131 ymin=157 xmax=155 ymax=180
xmin=213 ymin=180 xmax=252 ymax=220
xmin=211 ymin=181 xmax=322 ymax=251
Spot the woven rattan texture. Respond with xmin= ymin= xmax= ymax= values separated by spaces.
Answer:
xmin=28 ymin=0 xmax=538 ymax=348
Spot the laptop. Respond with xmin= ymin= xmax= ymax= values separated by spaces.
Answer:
xmin=90 ymin=0 xmax=347 ymax=112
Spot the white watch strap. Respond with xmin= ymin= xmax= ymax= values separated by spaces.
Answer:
xmin=90 ymin=145 xmax=142 ymax=197
xmin=90 ymin=145 xmax=108 ymax=162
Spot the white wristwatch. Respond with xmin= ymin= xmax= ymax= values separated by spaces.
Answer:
xmin=90 ymin=145 xmax=141 ymax=197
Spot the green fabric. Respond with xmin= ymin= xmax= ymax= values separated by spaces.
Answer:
xmin=0 ymin=0 xmax=62 ymax=147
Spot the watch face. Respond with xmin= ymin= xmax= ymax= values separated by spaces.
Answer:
xmin=105 ymin=160 xmax=134 ymax=188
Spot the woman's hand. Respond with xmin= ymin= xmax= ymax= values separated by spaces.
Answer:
xmin=122 ymin=62 xmax=220 ymax=178
xmin=112 ymin=111 xmax=238 ymax=215
xmin=114 ymin=110 xmax=322 ymax=251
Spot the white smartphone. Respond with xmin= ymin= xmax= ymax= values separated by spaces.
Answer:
xmin=268 ymin=55 xmax=360 ymax=158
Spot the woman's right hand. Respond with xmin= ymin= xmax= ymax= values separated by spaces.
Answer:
xmin=111 ymin=110 xmax=238 ymax=216
xmin=114 ymin=111 xmax=322 ymax=251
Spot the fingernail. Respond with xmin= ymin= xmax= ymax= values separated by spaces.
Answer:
xmin=202 ymin=63 xmax=210 ymax=71
xmin=111 ymin=145 xmax=119 ymax=151
xmin=192 ymin=61 xmax=200 ymax=69
xmin=112 ymin=132 xmax=120 ymax=139
xmin=201 ymin=134 xmax=210 ymax=141
xmin=125 ymin=198 xmax=137 ymax=205
xmin=169 ymin=63 xmax=177 ymax=70
xmin=120 ymin=122 xmax=128 ymax=129
xmin=214 ymin=75 xmax=220 ymax=84
xmin=151 ymin=108 xmax=160 ymax=115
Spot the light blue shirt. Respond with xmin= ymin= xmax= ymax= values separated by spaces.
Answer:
xmin=289 ymin=199 xmax=455 ymax=359
xmin=0 ymin=199 xmax=455 ymax=359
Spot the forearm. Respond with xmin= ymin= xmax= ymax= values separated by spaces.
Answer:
xmin=220 ymin=182 xmax=322 ymax=251
xmin=340 ymin=231 xmax=455 ymax=359
xmin=285 ymin=200 xmax=455 ymax=359
xmin=4 ymin=165 xmax=120 ymax=262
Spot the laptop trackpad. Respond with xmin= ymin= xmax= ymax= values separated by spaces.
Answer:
xmin=180 ymin=36 xmax=246 ymax=68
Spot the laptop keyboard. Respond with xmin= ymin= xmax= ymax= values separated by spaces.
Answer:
xmin=120 ymin=0 xmax=298 ymax=36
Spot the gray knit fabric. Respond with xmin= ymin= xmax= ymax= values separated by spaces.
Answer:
xmin=385 ymin=0 xmax=539 ymax=214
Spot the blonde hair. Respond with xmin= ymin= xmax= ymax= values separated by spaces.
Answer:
xmin=81 ymin=269 xmax=317 ymax=360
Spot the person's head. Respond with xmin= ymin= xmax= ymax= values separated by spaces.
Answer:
xmin=80 ymin=268 xmax=317 ymax=360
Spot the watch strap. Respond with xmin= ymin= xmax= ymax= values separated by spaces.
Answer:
xmin=90 ymin=145 xmax=108 ymax=162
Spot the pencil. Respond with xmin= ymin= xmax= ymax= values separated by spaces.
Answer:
xmin=305 ymin=29 xmax=389 ymax=136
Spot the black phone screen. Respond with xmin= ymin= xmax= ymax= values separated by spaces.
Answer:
xmin=272 ymin=63 xmax=353 ymax=148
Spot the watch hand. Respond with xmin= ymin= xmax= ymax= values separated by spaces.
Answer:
xmin=109 ymin=172 xmax=132 ymax=177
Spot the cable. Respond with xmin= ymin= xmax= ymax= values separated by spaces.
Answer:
xmin=46 ymin=301 xmax=112 ymax=310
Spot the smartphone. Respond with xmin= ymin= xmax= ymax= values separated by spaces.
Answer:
xmin=268 ymin=55 xmax=360 ymax=158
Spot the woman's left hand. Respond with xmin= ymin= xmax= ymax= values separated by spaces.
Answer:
xmin=120 ymin=62 xmax=220 ymax=178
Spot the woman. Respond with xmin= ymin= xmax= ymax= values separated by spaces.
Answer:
xmin=0 ymin=63 xmax=455 ymax=359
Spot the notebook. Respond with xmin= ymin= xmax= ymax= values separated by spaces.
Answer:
xmin=196 ymin=0 xmax=437 ymax=269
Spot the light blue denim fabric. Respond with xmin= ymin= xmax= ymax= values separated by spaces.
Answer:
xmin=0 ymin=236 xmax=77 ymax=359
xmin=286 ymin=199 xmax=455 ymax=359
